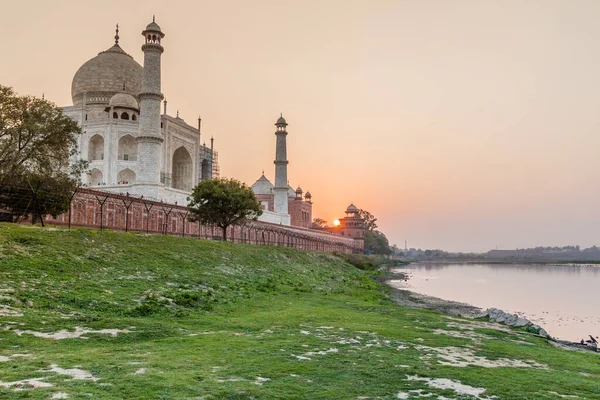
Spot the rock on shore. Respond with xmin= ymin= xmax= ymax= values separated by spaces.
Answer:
xmin=478 ymin=308 xmax=550 ymax=338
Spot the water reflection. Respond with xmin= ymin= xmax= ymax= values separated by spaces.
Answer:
xmin=390 ymin=263 xmax=600 ymax=341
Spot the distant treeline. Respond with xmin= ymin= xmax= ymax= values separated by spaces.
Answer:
xmin=396 ymin=246 xmax=600 ymax=263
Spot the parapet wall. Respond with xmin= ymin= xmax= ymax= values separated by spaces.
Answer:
xmin=45 ymin=188 xmax=361 ymax=253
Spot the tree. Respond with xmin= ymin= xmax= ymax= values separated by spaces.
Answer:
xmin=0 ymin=86 xmax=83 ymax=182
xmin=188 ymin=178 xmax=263 ymax=241
xmin=0 ymin=173 xmax=76 ymax=225
xmin=0 ymin=86 xmax=86 ymax=223
xmin=356 ymin=208 xmax=391 ymax=254
xmin=364 ymin=230 xmax=392 ymax=255
xmin=357 ymin=208 xmax=378 ymax=231
xmin=311 ymin=218 xmax=328 ymax=229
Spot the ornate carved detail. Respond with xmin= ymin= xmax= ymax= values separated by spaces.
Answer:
xmin=118 ymin=131 xmax=138 ymax=139
xmin=141 ymin=44 xmax=164 ymax=53
xmin=171 ymin=138 xmax=194 ymax=158
xmin=137 ymin=135 xmax=164 ymax=144
xmin=88 ymin=131 xmax=105 ymax=138
xmin=138 ymin=92 xmax=164 ymax=100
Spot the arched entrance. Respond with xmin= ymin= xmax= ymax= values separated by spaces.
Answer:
xmin=172 ymin=147 xmax=193 ymax=191
xmin=118 ymin=135 xmax=137 ymax=161
xmin=88 ymin=135 xmax=104 ymax=161
xmin=117 ymin=168 xmax=136 ymax=184
xmin=88 ymin=168 xmax=103 ymax=186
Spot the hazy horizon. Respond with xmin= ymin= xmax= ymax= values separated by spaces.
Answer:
xmin=2 ymin=0 xmax=599 ymax=252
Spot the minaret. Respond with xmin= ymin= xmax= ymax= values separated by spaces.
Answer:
xmin=137 ymin=17 xmax=165 ymax=189
xmin=273 ymin=115 xmax=289 ymax=217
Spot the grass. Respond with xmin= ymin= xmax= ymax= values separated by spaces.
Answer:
xmin=0 ymin=223 xmax=598 ymax=399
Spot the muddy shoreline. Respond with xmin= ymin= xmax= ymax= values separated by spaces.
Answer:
xmin=379 ymin=267 xmax=600 ymax=354
xmin=378 ymin=267 xmax=483 ymax=318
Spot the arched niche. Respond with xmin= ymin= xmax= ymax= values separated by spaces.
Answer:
xmin=201 ymin=159 xmax=210 ymax=180
xmin=172 ymin=146 xmax=193 ymax=191
xmin=118 ymin=135 xmax=137 ymax=161
xmin=117 ymin=168 xmax=136 ymax=184
xmin=88 ymin=168 xmax=103 ymax=186
xmin=88 ymin=135 xmax=104 ymax=161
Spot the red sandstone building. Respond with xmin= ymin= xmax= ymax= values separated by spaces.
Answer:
xmin=324 ymin=204 xmax=365 ymax=248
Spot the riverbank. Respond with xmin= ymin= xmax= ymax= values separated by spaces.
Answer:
xmin=1 ymin=224 xmax=599 ymax=399
xmin=399 ymin=259 xmax=600 ymax=266
xmin=379 ymin=268 xmax=483 ymax=317
xmin=383 ymin=266 xmax=600 ymax=355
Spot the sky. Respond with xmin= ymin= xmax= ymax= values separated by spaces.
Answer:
xmin=2 ymin=0 xmax=600 ymax=252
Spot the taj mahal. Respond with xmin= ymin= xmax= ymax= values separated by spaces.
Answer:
xmin=65 ymin=19 xmax=214 ymax=205
xmin=65 ymin=18 xmax=315 ymax=228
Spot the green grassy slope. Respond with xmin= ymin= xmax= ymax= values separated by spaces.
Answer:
xmin=0 ymin=223 xmax=598 ymax=399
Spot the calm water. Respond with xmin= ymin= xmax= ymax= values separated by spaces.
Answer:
xmin=389 ymin=263 xmax=600 ymax=341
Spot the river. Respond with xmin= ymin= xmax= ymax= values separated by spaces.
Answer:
xmin=388 ymin=263 xmax=600 ymax=342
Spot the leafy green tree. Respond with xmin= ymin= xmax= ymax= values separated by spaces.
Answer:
xmin=0 ymin=86 xmax=84 ymax=182
xmin=0 ymin=86 xmax=86 ymax=224
xmin=356 ymin=208 xmax=391 ymax=254
xmin=0 ymin=173 xmax=76 ymax=225
xmin=364 ymin=230 xmax=392 ymax=255
xmin=188 ymin=178 xmax=263 ymax=241
xmin=311 ymin=217 xmax=328 ymax=229
xmin=357 ymin=208 xmax=378 ymax=231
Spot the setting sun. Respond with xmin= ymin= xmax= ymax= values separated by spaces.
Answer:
xmin=333 ymin=219 xmax=340 ymax=226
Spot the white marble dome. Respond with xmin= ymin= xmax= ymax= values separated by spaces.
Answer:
xmin=109 ymin=92 xmax=139 ymax=110
xmin=251 ymin=174 xmax=274 ymax=195
xmin=71 ymin=44 xmax=142 ymax=106
xmin=287 ymin=185 xmax=296 ymax=198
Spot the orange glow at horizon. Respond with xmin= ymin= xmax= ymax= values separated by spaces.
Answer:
xmin=3 ymin=0 xmax=600 ymax=251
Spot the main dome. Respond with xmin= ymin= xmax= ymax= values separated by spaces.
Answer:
xmin=71 ymin=44 xmax=143 ymax=106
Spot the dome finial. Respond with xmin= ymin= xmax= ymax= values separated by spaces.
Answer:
xmin=153 ymin=15 xmax=156 ymax=22
xmin=115 ymin=23 xmax=119 ymax=44
xmin=122 ymin=82 xmax=126 ymax=91
xmin=275 ymin=114 xmax=287 ymax=126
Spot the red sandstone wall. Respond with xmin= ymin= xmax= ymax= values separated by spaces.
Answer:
xmin=289 ymin=199 xmax=312 ymax=228
xmin=45 ymin=188 xmax=359 ymax=253
xmin=255 ymin=194 xmax=274 ymax=212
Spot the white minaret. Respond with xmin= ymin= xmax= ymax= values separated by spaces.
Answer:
xmin=136 ymin=17 xmax=165 ymax=193
xmin=273 ymin=115 xmax=289 ymax=217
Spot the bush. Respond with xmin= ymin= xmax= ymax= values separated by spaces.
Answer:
xmin=129 ymin=295 xmax=163 ymax=317
xmin=334 ymin=252 xmax=382 ymax=271
xmin=170 ymin=290 xmax=215 ymax=311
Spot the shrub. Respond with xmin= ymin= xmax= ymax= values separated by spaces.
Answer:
xmin=334 ymin=252 xmax=382 ymax=270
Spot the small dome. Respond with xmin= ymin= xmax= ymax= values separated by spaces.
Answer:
xmin=346 ymin=203 xmax=358 ymax=213
xmin=145 ymin=21 xmax=162 ymax=32
xmin=71 ymin=44 xmax=142 ymax=106
xmin=305 ymin=191 xmax=312 ymax=198
xmin=276 ymin=115 xmax=287 ymax=125
xmin=295 ymin=186 xmax=303 ymax=193
xmin=251 ymin=174 xmax=274 ymax=195
xmin=109 ymin=92 xmax=139 ymax=110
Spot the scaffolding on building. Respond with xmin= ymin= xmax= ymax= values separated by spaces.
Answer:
xmin=212 ymin=150 xmax=220 ymax=178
